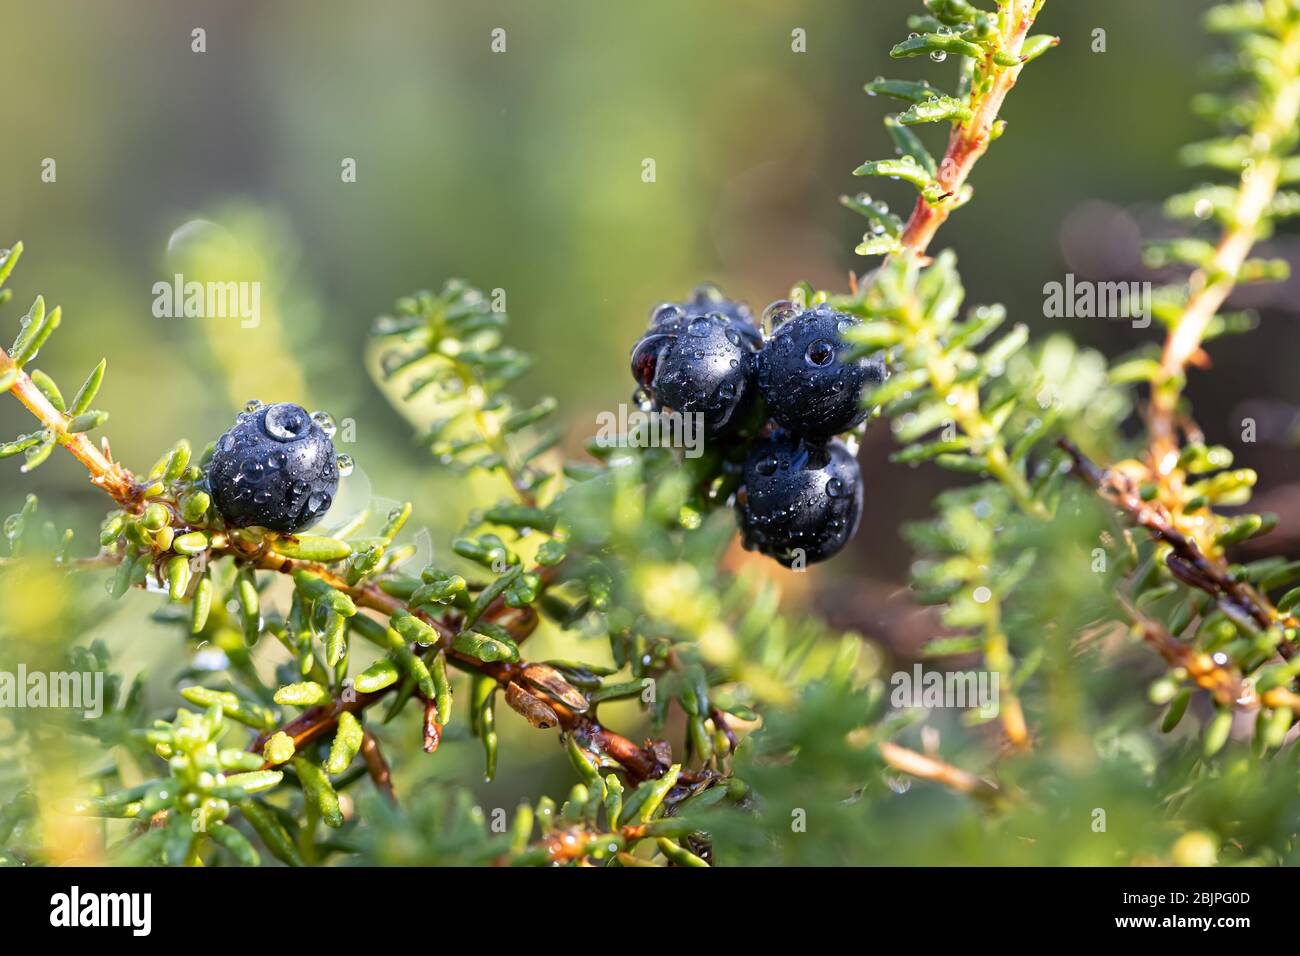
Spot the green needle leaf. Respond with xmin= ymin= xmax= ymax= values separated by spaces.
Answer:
xmin=69 ymin=359 xmax=106 ymax=416
xmin=890 ymin=32 xmax=984 ymax=60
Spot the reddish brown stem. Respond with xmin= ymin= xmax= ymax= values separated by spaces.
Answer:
xmin=1059 ymin=438 xmax=1295 ymax=661
xmin=360 ymin=730 xmax=397 ymax=805
xmin=895 ymin=0 xmax=1042 ymax=261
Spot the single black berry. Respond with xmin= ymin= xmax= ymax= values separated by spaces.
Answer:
xmin=631 ymin=308 xmax=760 ymax=438
xmin=736 ymin=430 xmax=862 ymax=567
xmin=754 ymin=305 xmax=886 ymax=439
xmin=207 ymin=401 xmax=340 ymax=533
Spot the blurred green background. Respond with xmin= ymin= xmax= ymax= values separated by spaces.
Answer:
xmin=3 ymin=0 xmax=1299 ymax=849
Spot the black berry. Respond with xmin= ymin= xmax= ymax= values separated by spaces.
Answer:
xmin=736 ymin=430 xmax=862 ymax=567
xmin=631 ymin=309 xmax=759 ymax=438
xmin=754 ymin=305 xmax=886 ymax=439
xmin=207 ymin=402 xmax=340 ymax=533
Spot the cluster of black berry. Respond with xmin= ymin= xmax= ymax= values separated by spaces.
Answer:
xmin=631 ymin=285 xmax=886 ymax=567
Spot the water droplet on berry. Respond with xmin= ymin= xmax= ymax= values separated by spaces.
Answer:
xmin=805 ymin=339 xmax=836 ymax=367
xmin=336 ymin=454 xmax=354 ymax=477
xmin=241 ymin=459 xmax=266 ymax=485
xmin=694 ymin=282 xmax=724 ymax=302
xmin=310 ymin=410 xmax=337 ymax=438
xmin=725 ymin=329 xmax=742 ymax=347
xmin=253 ymin=488 xmax=273 ymax=504
xmin=262 ymin=403 xmax=312 ymax=442
xmin=651 ymin=303 xmax=684 ymax=325
xmin=244 ymin=398 xmax=264 ymax=414
xmin=687 ymin=317 xmax=711 ymax=337
xmin=761 ymin=300 xmax=797 ymax=335
xmin=755 ymin=456 xmax=778 ymax=476
xmin=631 ymin=336 xmax=665 ymax=387
xmin=826 ymin=478 xmax=845 ymax=498
xmin=631 ymin=387 xmax=654 ymax=412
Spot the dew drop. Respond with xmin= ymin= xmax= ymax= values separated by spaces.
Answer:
xmin=632 ymin=386 xmax=655 ymax=412
xmin=930 ymin=50 xmax=947 ymax=62
xmin=265 ymin=403 xmax=311 ymax=441
xmin=755 ymin=456 xmax=778 ymax=477
xmin=761 ymin=300 xmax=797 ymax=334
xmin=336 ymin=454 xmax=355 ymax=477
xmin=687 ymin=317 xmax=712 ymax=337
xmin=826 ymin=477 xmax=844 ymax=498
xmin=631 ymin=337 xmax=663 ymax=388
xmin=244 ymin=398 xmax=264 ymax=414
xmin=805 ymin=339 xmax=836 ymax=367
xmin=694 ymin=282 xmax=724 ymax=302
xmin=651 ymin=303 xmax=684 ymax=325
xmin=311 ymin=410 xmax=337 ymax=438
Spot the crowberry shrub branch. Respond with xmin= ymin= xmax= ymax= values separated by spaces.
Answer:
xmin=1059 ymin=2 xmax=1300 ymax=753
xmin=0 ymin=245 xmax=135 ymax=505
xmin=851 ymin=0 xmax=1053 ymax=261
xmin=817 ymin=1 xmax=1077 ymax=749
xmin=0 ymin=265 xmax=731 ymax=864
xmin=1149 ymin=1 xmax=1300 ymax=462
xmin=1 ymin=255 xmax=959 ymax=866
xmin=838 ymin=0 xmax=1300 ymax=770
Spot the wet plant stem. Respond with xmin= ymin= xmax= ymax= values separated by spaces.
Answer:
xmin=1149 ymin=18 xmax=1300 ymax=468
xmin=0 ymin=346 xmax=140 ymax=507
xmin=894 ymin=0 xmax=1044 ymax=261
